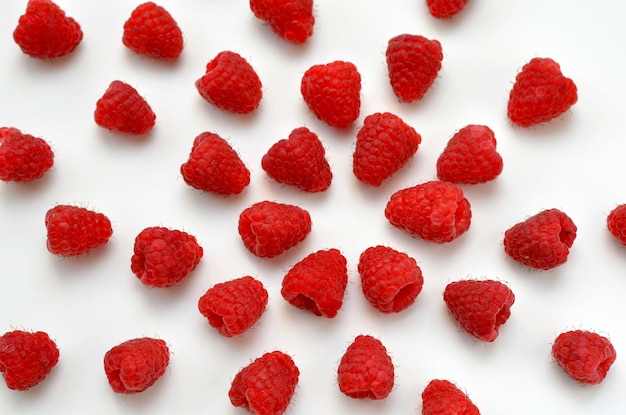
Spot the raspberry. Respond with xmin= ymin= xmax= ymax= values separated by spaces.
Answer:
xmin=386 ymin=34 xmax=443 ymax=103
xmin=337 ymin=335 xmax=394 ymax=400
xmin=261 ymin=126 xmax=332 ymax=192
xmin=507 ymin=57 xmax=578 ymax=127
xmin=300 ymin=60 xmax=361 ymax=128
xmin=195 ymin=51 xmax=263 ymax=114
xmin=607 ymin=204 xmax=626 ymax=246
xmin=0 ymin=330 xmax=59 ymax=391
xmin=552 ymin=330 xmax=616 ymax=385
xmin=238 ymin=201 xmax=312 ymax=258
xmin=103 ymin=337 xmax=170 ymax=394
xmin=421 ymin=379 xmax=480 ymax=415
xmin=280 ymin=249 xmax=348 ymax=318
xmin=94 ymin=80 xmax=156 ymax=135
xmin=436 ymin=124 xmax=503 ymax=184
xmin=425 ymin=0 xmax=470 ymax=19
xmin=198 ymin=276 xmax=268 ymax=337
xmin=353 ymin=112 xmax=421 ymax=186
xmin=443 ymin=279 xmax=515 ymax=342
xmin=503 ymin=208 xmax=577 ymax=270
xmin=45 ymin=204 xmax=113 ymax=257
xmin=13 ymin=0 xmax=83 ymax=59
xmin=0 ymin=127 xmax=54 ymax=182
xmin=358 ymin=246 xmax=424 ymax=313
xmin=180 ymin=132 xmax=250 ymax=195
xmin=123 ymin=2 xmax=184 ymax=60
xmin=229 ymin=350 xmax=299 ymax=415
xmin=250 ymin=0 xmax=315 ymax=44
xmin=131 ymin=226 xmax=203 ymax=287
xmin=385 ymin=180 xmax=472 ymax=243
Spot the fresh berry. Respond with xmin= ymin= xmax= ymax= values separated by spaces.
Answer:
xmin=337 ymin=335 xmax=394 ymax=400
xmin=180 ymin=132 xmax=250 ymax=195
xmin=443 ymin=279 xmax=515 ymax=342
xmin=45 ymin=205 xmax=113 ymax=257
xmin=0 ymin=330 xmax=59 ymax=391
xmin=123 ymin=2 xmax=184 ymax=60
xmin=238 ymin=201 xmax=312 ymax=258
xmin=421 ymin=379 xmax=480 ymax=415
xmin=552 ymin=330 xmax=616 ymax=385
xmin=94 ymin=80 xmax=156 ymax=135
xmin=281 ymin=249 xmax=348 ymax=318
xmin=195 ymin=51 xmax=263 ymax=114
xmin=229 ymin=350 xmax=299 ymax=415
xmin=262 ymin=126 xmax=332 ymax=192
xmin=436 ymin=124 xmax=503 ymax=184
xmin=13 ymin=0 xmax=83 ymax=59
xmin=607 ymin=204 xmax=626 ymax=246
xmin=503 ymin=208 xmax=577 ymax=270
xmin=358 ymin=246 xmax=424 ymax=313
xmin=300 ymin=60 xmax=361 ymax=128
xmin=385 ymin=180 xmax=472 ymax=243
xmin=0 ymin=127 xmax=54 ymax=182
xmin=250 ymin=0 xmax=315 ymax=44
xmin=507 ymin=57 xmax=578 ymax=127
xmin=353 ymin=112 xmax=421 ymax=186
xmin=131 ymin=226 xmax=203 ymax=287
xmin=198 ymin=276 xmax=268 ymax=337
xmin=386 ymin=34 xmax=443 ymax=102
xmin=425 ymin=0 xmax=469 ymax=19
xmin=103 ymin=337 xmax=170 ymax=394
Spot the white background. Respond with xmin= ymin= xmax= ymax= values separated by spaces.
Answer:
xmin=1 ymin=0 xmax=626 ymax=414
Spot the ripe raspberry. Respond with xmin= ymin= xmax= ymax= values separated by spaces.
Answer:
xmin=358 ymin=246 xmax=424 ymax=313
xmin=507 ymin=57 xmax=578 ymax=127
xmin=229 ymin=350 xmax=299 ymax=415
xmin=94 ymin=80 xmax=156 ymax=135
xmin=0 ymin=330 xmax=59 ymax=391
xmin=337 ymin=335 xmax=394 ymax=400
xmin=552 ymin=330 xmax=617 ymax=385
xmin=123 ymin=2 xmax=184 ymax=60
xmin=425 ymin=0 xmax=470 ymax=19
xmin=386 ymin=34 xmax=443 ymax=103
xmin=353 ymin=112 xmax=421 ymax=186
xmin=503 ymin=208 xmax=577 ymax=270
xmin=198 ymin=276 xmax=268 ymax=337
xmin=436 ymin=124 xmax=503 ymax=184
xmin=281 ymin=249 xmax=348 ymax=318
xmin=131 ymin=226 xmax=203 ymax=287
xmin=195 ymin=51 xmax=263 ymax=114
xmin=385 ymin=181 xmax=472 ymax=243
xmin=180 ymin=132 xmax=250 ymax=195
xmin=104 ymin=337 xmax=170 ymax=394
xmin=238 ymin=201 xmax=312 ymax=258
xmin=607 ymin=204 xmax=626 ymax=246
xmin=250 ymin=0 xmax=315 ymax=44
xmin=0 ymin=127 xmax=54 ymax=182
xmin=13 ymin=0 xmax=82 ymax=59
xmin=45 ymin=204 xmax=113 ymax=257
xmin=300 ymin=60 xmax=361 ymax=128
xmin=261 ymin=127 xmax=332 ymax=192
xmin=421 ymin=379 xmax=480 ymax=415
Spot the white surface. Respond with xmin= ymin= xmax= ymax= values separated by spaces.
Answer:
xmin=1 ymin=0 xmax=626 ymax=413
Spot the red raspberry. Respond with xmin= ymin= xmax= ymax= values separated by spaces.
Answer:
xmin=131 ymin=226 xmax=203 ymax=287
xmin=45 ymin=204 xmax=113 ymax=257
xmin=180 ymin=132 xmax=250 ymax=195
xmin=238 ymin=201 xmax=312 ymax=258
xmin=421 ymin=379 xmax=480 ymax=415
xmin=0 ymin=330 xmax=59 ymax=391
xmin=195 ymin=51 xmax=263 ymax=115
xmin=94 ymin=80 xmax=156 ymax=135
xmin=122 ymin=2 xmax=184 ymax=60
xmin=337 ymin=335 xmax=394 ymax=400
xmin=198 ymin=276 xmax=268 ymax=337
xmin=607 ymin=204 xmax=626 ymax=246
xmin=13 ymin=0 xmax=83 ymax=59
xmin=280 ymin=249 xmax=348 ymax=318
xmin=300 ymin=60 xmax=361 ymax=128
xmin=358 ymin=246 xmax=424 ymax=313
xmin=552 ymin=330 xmax=616 ymax=385
xmin=353 ymin=112 xmax=421 ymax=186
xmin=229 ymin=350 xmax=299 ymax=415
xmin=386 ymin=34 xmax=443 ymax=103
xmin=0 ymin=127 xmax=54 ymax=182
xmin=503 ymin=208 xmax=577 ymax=270
xmin=425 ymin=0 xmax=470 ymax=19
xmin=385 ymin=180 xmax=472 ymax=243
xmin=103 ymin=337 xmax=170 ymax=394
xmin=250 ymin=0 xmax=315 ymax=44
xmin=507 ymin=57 xmax=578 ymax=127
xmin=261 ymin=126 xmax=332 ymax=192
